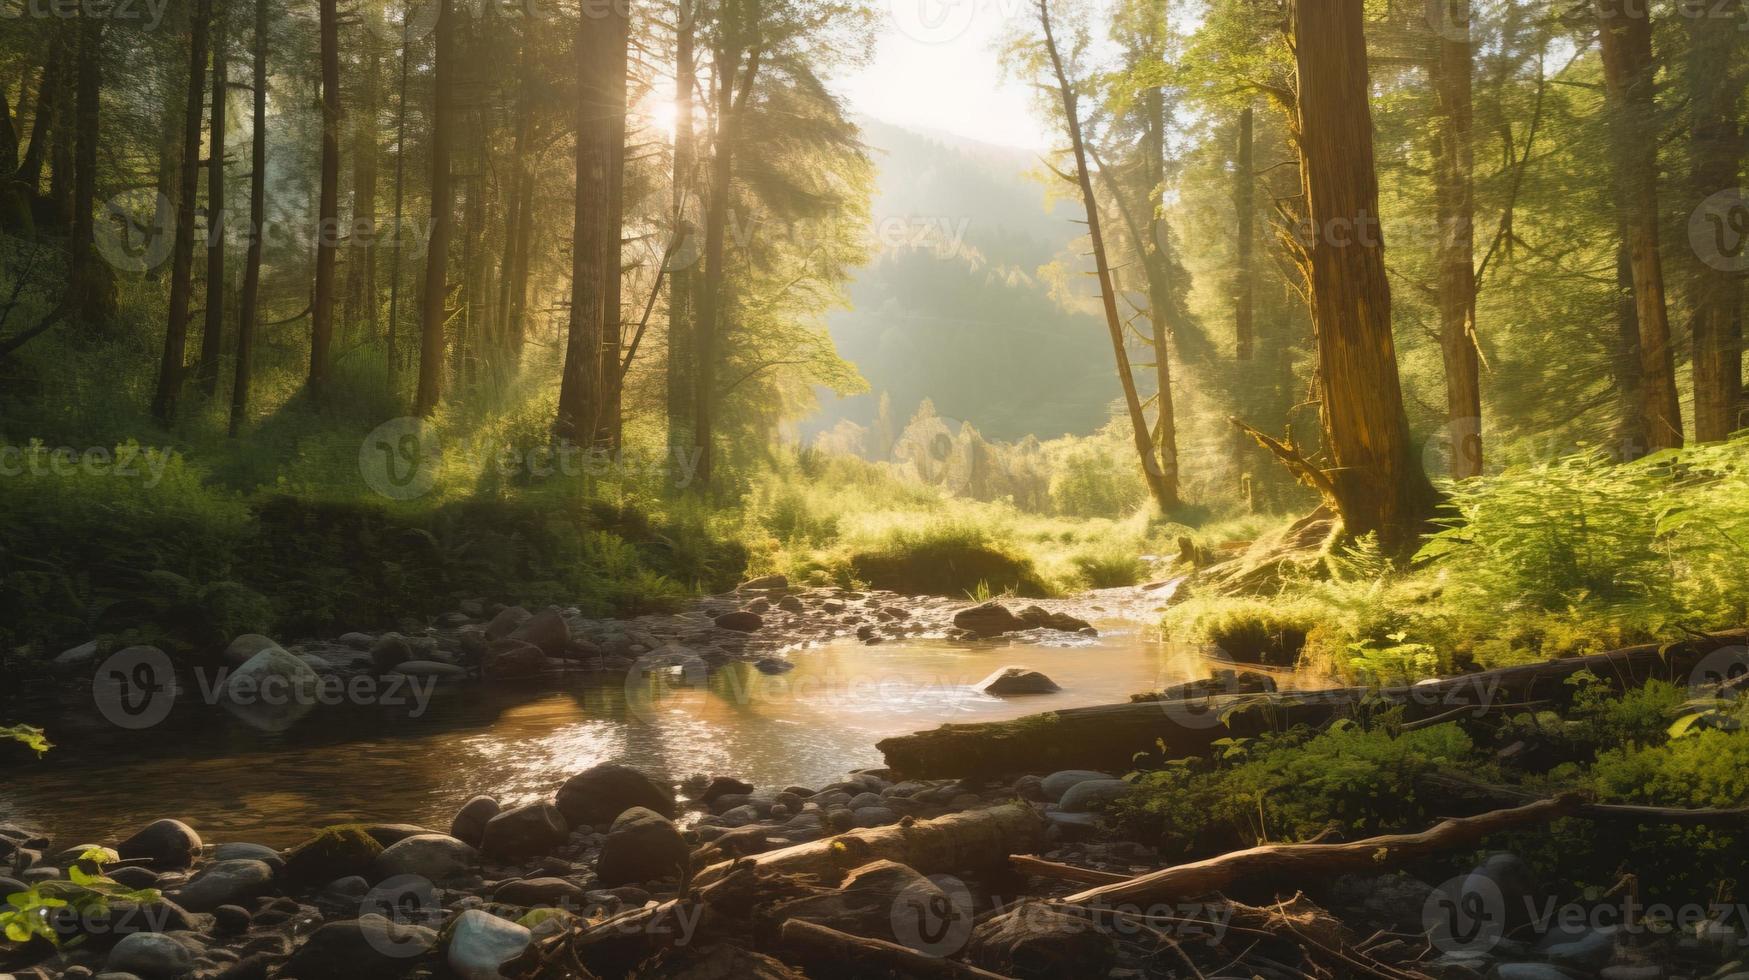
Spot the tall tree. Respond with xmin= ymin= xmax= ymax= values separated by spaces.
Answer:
xmin=1035 ymin=0 xmax=1178 ymax=512
xmin=415 ymin=0 xmax=456 ymax=417
xmin=151 ymin=0 xmax=213 ymax=423
xmin=557 ymin=0 xmax=630 ymax=445
xmin=385 ymin=16 xmax=413 ymax=390
xmin=197 ymin=6 xmax=229 ymax=395
xmin=1431 ymin=0 xmax=1481 ymax=477
xmin=232 ymin=0 xmax=268 ymax=436
xmin=1233 ymin=104 xmax=1254 ymax=363
xmin=344 ymin=21 xmax=382 ymax=346
xmin=1685 ymin=9 xmax=1744 ymax=442
xmin=666 ymin=0 xmax=700 ymax=449
xmin=1280 ymin=0 xmax=1433 ymax=550
xmin=309 ymin=0 xmax=341 ymax=399
xmin=1596 ymin=0 xmax=1680 ymax=451
xmin=68 ymin=1 xmax=108 ymax=324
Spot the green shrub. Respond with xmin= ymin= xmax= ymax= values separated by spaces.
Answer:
xmin=848 ymin=519 xmax=1051 ymax=597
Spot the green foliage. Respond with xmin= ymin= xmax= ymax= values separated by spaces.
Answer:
xmin=0 ymin=724 xmax=51 ymax=756
xmin=1 ymin=848 xmax=160 ymax=947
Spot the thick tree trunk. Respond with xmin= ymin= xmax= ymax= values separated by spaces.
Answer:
xmin=692 ymin=61 xmax=736 ymax=487
xmin=68 ymin=4 xmax=108 ymax=324
xmin=385 ymin=25 xmax=412 ymax=390
xmin=309 ymin=0 xmax=341 ymax=400
xmin=454 ymin=173 xmax=483 ymax=389
xmin=1288 ymin=0 xmax=1433 ymax=551
xmin=1611 ymin=235 xmax=1648 ymax=458
xmin=151 ymin=0 xmax=212 ymax=424
xmin=47 ymin=24 xmax=75 ymax=230
xmin=1685 ymin=11 xmax=1744 ymax=442
xmin=1432 ymin=0 xmax=1481 ymax=478
xmin=17 ymin=41 xmax=59 ymax=191
xmin=415 ymin=0 xmax=455 ymax=417
xmin=558 ymin=0 xmax=629 ymax=445
xmin=1597 ymin=0 xmax=1682 ymax=450
xmin=1038 ymin=0 xmax=1177 ymax=513
xmin=1233 ymin=105 xmax=1254 ymax=362
xmin=197 ymin=12 xmax=228 ymax=395
xmin=1140 ymin=78 xmax=1182 ymax=508
xmin=0 ymin=88 xmax=17 ymax=177
xmin=231 ymin=0 xmax=267 ymax=437
xmin=666 ymin=0 xmax=699 ymax=450
xmin=494 ymin=35 xmax=532 ymax=369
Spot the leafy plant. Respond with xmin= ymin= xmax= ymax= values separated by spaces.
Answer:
xmin=0 ymin=724 xmax=50 ymax=756
xmin=1 ymin=848 xmax=160 ymax=947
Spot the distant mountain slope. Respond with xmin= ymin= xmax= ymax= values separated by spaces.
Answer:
xmin=804 ymin=118 xmax=1120 ymax=445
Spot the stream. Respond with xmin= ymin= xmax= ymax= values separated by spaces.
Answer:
xmin=0 ymin=622 xmax=1206 ymax=847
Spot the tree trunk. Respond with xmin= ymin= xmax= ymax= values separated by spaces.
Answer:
xmin=1287 ymin=0 xmax=1433 ymax=551
xmin=557 ymin=0 xmax=629 ymax=445
xmin=1233 ymin=105 xmax=1254 ymax=362
xmin=415 ymin=0 xmax=455 ymax=417
xmin=386 ymin=23 xmax=412 ymax=391
xmin=345 ymin=28 xmax=381 ymax=345
xmin=1611 ymin=234 xmax=1648 ymax=458
xmin=151 ymin=0 xmax=212 ymax=424
xmin=47 ymin=23 xmax=75 ymax=230
xmin=1138 ymin=81 xmax=1182 ymax=508
xmin=0 ymin=88 xmax=17 ymax=177
xmin=231 ymin=0 xmax=267 ymax=437
xmin=1685 ymin=11 xmax=1744 ymax=442
xmin=17 ymin=41 xmax=59 ymax=191
xmin=1432 ymin=0 xmax=1481 ymax=478
xmin=1037 ymin=0 xmax=1175 ymax=512
xmin=1597 ymin=0 xmax=1681 ymax=450
xmin=309 ymin=0 xmax=340 ymax=400
xmin=666 ymin=0 xmax=699 ymax=450
xmin=692 ymin=56 xmax=739 ymax=488
xmin=494 ymin=33 xmax=532 ymax=369
xmin=197 ymin=10 xmax=228 ymax=395
xmin=68 ymin=3 xmax=108 ymax=324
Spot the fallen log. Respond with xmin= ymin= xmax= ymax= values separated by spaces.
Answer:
xmin=1059 ymin=796 xmax=1581 ymax=908
xmin=878 ymin=629 xmax=1749 ymax=778
xmin=1418 ymin=771 xmax=1749 ymax=826
xmin=693 ymin=803 xmax=1046 ymax=888
xmin=779 ymin=919 xmax=1015 ymax=980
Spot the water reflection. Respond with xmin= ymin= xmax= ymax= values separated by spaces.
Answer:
xmin=1 ymin=629 xmax=1202 ymax=846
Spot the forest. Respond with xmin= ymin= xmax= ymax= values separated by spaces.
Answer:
xmin=2 ymin=0 xmax=1749 ymax=976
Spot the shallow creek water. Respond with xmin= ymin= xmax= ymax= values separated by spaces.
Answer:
xmin=1 ymin=624 xmax=1207 ymax=847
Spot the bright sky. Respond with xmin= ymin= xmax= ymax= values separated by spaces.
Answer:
xmin=835 ymin=0 xmax=1054 ymax=151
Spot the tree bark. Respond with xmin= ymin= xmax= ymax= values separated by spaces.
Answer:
xmin=68 ymin=3 xmax=108 ymax=324
xmin=47 ymin=23 xmax=75 ymax=230
xmin=1233 ymin=105 xmax=1254 ymax=362
xmin=1685 ymin=10 xmax=1744 ymax=442
xmin=1287 ymin=0 xmax=1433 ymax=551
xmin=385 ymin=22 xmax=412 ymax=391
xmin=1597 ymin=0 xmax=1681 ymax=450
xmin=197 ymin=9 xmax=228 ymax=395
xmin=1139 ymin=50 xmax=1182 ymax=508
xmin=1611 ymin=234 xmax=1648 ymax=458
xmin=151 ymin=0 xmax=212 ymax=424
xmin=494 ymin=33 xmax=532 ymax=368
xmin=0 ymin=87 xmax=17 ymax=177
xmin=1037 ymin=0 xmax=1177 ymax=513
xmin=415 ymin=0 xmax=456 ymax=417
xmin=309 ymin=0 xmax=341 ymax=400
xmin=666 ymin=0 xmax=699 ymax=450
xmin=1432 ymin=0 xmax=1481 ymax=478
xmin=17 ymin=40 xmax=59 ymax=191
xmin=780 ymin=921 xmax=1013 ymax=980
xmin=345 ymin=27 xmax=381 ymax=345
xmin=231 ymin=0 xmax=267 ymax=437
xmin=558 ymin=0 xmax=630 ymax=445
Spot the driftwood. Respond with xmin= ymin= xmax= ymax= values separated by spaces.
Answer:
xmin=1418 ymin=771 xmax=1749 ymax=826
xmin=779 ymin=919 xmax=1015 ymax=980
xmin=1059 ymin=796 xmax=1582 ymax=907
xmin=879 ymin=630 xmax=1749 ymax=778
xmin=693 ymin=803 xmax=1045 ymax=888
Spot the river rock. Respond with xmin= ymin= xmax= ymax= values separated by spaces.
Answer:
xmin=369 ymin=635 xmax=415 ymax=673
xmin=372 ymin=833 xmax=478 ymax=884
xmin=104 ymin=932 xmax=195 ymax=979
xmin=596 ymin=807 xmax=688 ymax=887
xmin=211 ymin=843 xmax=281 ymax=867
xmin=282 ymin=825 xmax=383 ymax=887
xmin=117 ymin=819 xmax=202 ymax=871
xmin=280 ymin=914 xmax=438 ymax=980
xmin=484 ymin=639 xmax=547 ymax=678
xmin=976 ymin=666 xmax=1061 ymax=696
xmin=714 ymin=610 xmax=764 ymax=632
xmin=171 ymin=859 xmax=274 ymax=912
xmin=362 ymin=823 xmax=437 ymax=848
xmin=480 ymin=803 xmax=568 ymax=862
xmin=1040 ymin=770 xmax=1112 ymax=802
xmin=777 ymin=595 xmax=805 ymax=613
xmin=1017 ymin=606 xmax=1095 ymax=633
xmin=390 ymin=660 xmax=466 ymax=678
xmin=447 ymin=909 xmax=532 ymax=980
xmin=492 ymin=877 xmax=588 ymax=908
xmin=697 ymin=776 xmax=755 ymax=805
xmin=450 ymin=796 xmax=501 ymax=848
xmin=509 ymin=608 xmax=570 ymax=657
xmin=224 ymin=634 xmax=284 ymax=666
xmin=224 ymin=648 xmax=320 ymax=732
xmin=953 ymin=602 xmax=1024 ymax=637
xmin=53 ymin=639 xmax=101 ymax=669
xmin=967 ymin=901 xmax=1117 ymax=980
xmin=740 ymin=574 xmax=788 ymax=591
xmin=1057 ymin=778 xmax=1132 ymax=813
xmin=555 ymin=763 xmax=675 ymax=825
xmin=484 ymin=605 xmax=533 ymax=640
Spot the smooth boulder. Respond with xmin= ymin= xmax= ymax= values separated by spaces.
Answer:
xmin=280 ymin=914 xmax=438 ymax=980
xmin=171 ymin=858 xmax=274 ymax=912
xmin=447 ymin=909 xmax=533 ymax=980
xmin=554 ymin=763 xmax=675 ymax=826
xmin=480 ymin=803 xmax=568 ymax=862
xmin=509 ymin=608 xmax=570 ymax=656
xmin=976 ymin=666 xmax=1061 ymax=697
xmin=449 ymin=796 xmax=501 ymax=848
xmin=104 ymin=932 xmax=195 ymax=979
xmin=596 ymin=807 xmax=689 ymax=887
xmin=953 ymin=602 xmax=1024 ymax=637
xmin=117 ymin=819 xmax=202 ymax=871
xmin=371 ymin=833 xmax=478 ymax=883
xmin=1057 ymin=778 xmax=1132 ymax=813
xmin=282 ymin=825 xmax=383 ymax=888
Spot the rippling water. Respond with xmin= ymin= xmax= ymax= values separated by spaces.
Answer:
xmin=1 ymin=626 xmax=1204 ymax=847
